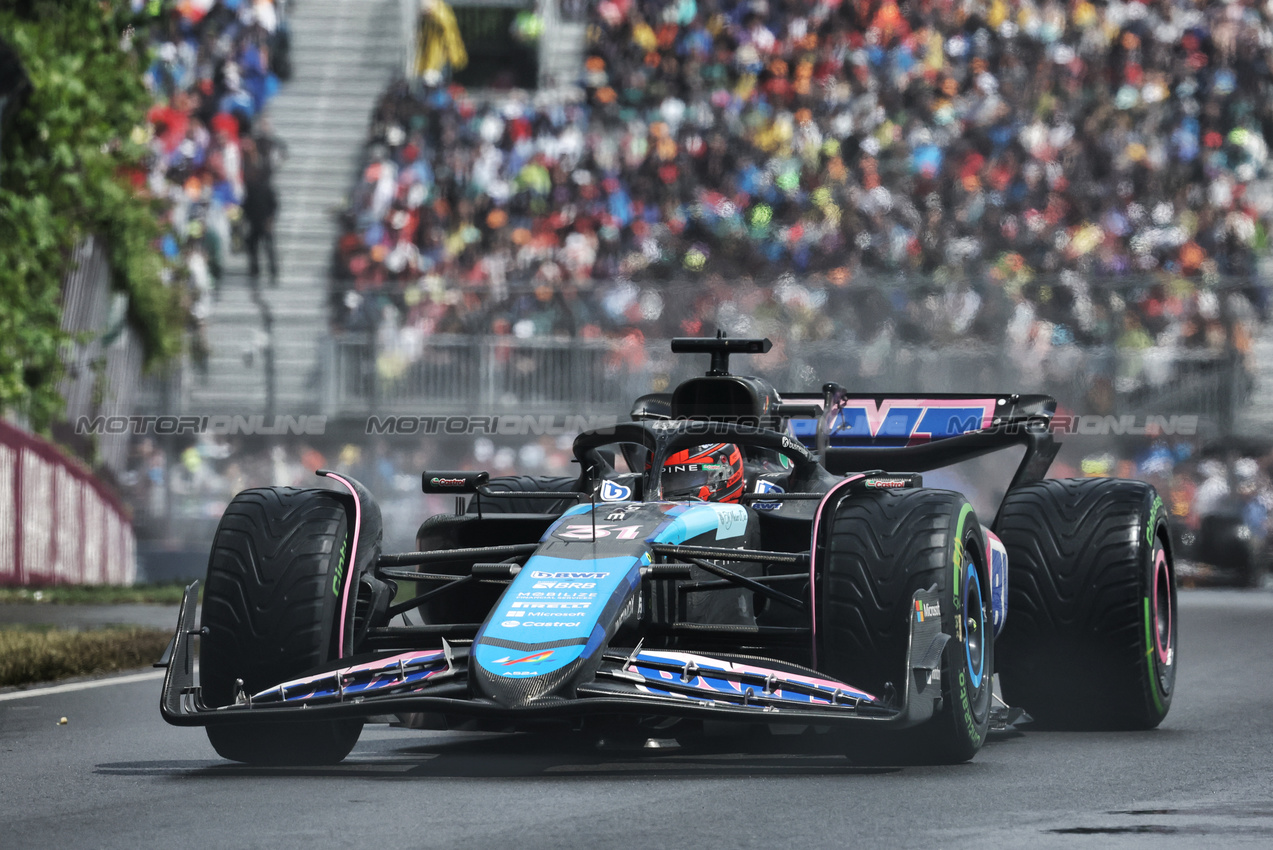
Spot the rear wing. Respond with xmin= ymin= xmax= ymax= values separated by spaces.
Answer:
xmin=650 ymin=335 xmax=1061 ymax=519
xmin=783 ymin=386 xmax=1059 ymax=491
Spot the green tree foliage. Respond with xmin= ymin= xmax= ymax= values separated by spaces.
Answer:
xmin=0 ymin=0 xmax=182 ymax=430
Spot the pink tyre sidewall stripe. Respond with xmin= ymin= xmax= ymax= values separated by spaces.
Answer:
xmin=1152 ymin=545 xmax=1171 ymax=666
xmin=807 ymin=474 xmax=865 ymax=668
xmin=322 ymin=472 xmax=361 ymax=659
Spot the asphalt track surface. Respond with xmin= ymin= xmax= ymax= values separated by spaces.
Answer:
xmin=1 ymin=589 xmax=1270 ymax=850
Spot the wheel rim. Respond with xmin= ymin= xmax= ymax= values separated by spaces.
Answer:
xmin=1152 ymin=546 xmax=1172 ymax=667
xmin=964 ymin=560 xmax=986 ymax=690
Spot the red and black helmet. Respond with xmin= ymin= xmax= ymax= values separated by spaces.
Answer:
xmin=659 ymin=443 xmax=745 ymax=503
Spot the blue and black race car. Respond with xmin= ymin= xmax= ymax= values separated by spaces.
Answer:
xmin=160 ymin=335 xmax=1178 ymax=764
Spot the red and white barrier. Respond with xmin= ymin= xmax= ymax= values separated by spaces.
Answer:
xmin=0 ymin=419 xmax=135 ymax=586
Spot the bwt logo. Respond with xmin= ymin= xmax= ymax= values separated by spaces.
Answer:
xmin=76 ymin=415 xmax=326 ymax=436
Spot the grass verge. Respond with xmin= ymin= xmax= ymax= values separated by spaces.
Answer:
xmin=0 ymin=583 xmax=192 ymax=606
xmin=0 ymin=626 xmax=171 ymax=688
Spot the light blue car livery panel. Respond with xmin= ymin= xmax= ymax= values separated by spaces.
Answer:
xmin=473 ymin=554 xmax=642 ymax=679
xmin=655 ymin=502 xmax=748 ymax=542
xmin=475 ymin=502 xmax=752 ymax=683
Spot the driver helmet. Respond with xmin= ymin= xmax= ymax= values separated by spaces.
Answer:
xmin=660 ymin=443 xmax=745 ymax=502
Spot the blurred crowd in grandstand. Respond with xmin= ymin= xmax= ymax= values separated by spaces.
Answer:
xmin=137 ymin=0 xmax=290 ymax=370
xmin=333 ymin=0 xmax=1273 ymax=364
xmin=123 ymin=0 xmax=1273 ymax=563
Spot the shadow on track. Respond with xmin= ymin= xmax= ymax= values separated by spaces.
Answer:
xmin=96 ymin=728 xmax=924 ymax=779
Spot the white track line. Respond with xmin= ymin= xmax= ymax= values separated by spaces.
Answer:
xmin=0 ymin=670 xmax=166 ymax=702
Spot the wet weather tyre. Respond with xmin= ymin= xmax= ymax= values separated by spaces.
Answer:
xmin=995 ymin=478 xmax=1176 ymax=730
xmin=819 ymin=489 xmax=993 ymax=763
xmin=200 ymin=487 xmax=363 ymax=765
xmin=1197 ymin=514 xmax=1262 ymax=588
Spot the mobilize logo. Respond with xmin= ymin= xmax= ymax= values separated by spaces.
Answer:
xmin=519 ymin=591 xmax=597 ymax=599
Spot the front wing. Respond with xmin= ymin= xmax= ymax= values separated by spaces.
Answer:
xmin=160 ymin=582 xmax=949 ymax=729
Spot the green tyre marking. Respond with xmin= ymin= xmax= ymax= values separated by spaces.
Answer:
xmin=953 ymin=502 xmax=974 ymax=604
xmin=952 ymin=501 xmax=981 ymax=746
xmin=332 ymin=536 xmax=349 ymax=597
xmin=1146 ymin=494 xmax=1163 ymax=546
xmin=1143 ymin=597 xmax=1165 ymax=716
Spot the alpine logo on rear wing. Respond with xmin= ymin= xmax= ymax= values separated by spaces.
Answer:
xmin=784 ymin=392 xmax=1056 ymax=450
xmin=788 ymin=397 xmax=997 ymax=448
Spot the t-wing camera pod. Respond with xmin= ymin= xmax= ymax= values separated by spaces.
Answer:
xmin=670 ymin=331 xmax=772 ymax=376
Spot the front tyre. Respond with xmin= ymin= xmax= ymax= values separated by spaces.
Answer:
xmin=996 ymin=478 xmax=1177 ymax=730
xmin=819 ymin=489 xmax=993 ymax=763
xmin=201 ymin=487 xmax=363 ymax=765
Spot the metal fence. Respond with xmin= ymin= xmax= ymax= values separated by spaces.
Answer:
xmin=0 ymin=419 xmax=136 ymax=586
xmin=57 ymin=236 xmax=145 ymax=475
xmin=321 ymin=334 xmax=1248 ymax=434
xmin=323 ymin=334 xmax=639 ymax=415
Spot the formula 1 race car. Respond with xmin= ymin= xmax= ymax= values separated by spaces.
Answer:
xmin=160 ymin=335 xmax=1177 ymax=765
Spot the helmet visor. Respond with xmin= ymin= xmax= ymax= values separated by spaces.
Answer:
xmin=661 ymin=461 xmax=730 ymax=501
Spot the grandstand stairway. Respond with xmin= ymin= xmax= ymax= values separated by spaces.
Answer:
xmin=1235 ymin=323 xmax=1273 ymax=438
xmin=538 ymin=0 xmax=586 ymax=90
xmin=191 ymin=0 xmax=404 ymax=415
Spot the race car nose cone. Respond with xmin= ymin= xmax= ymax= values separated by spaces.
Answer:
xmin=470 ymin=649 xmax=588 ymax=708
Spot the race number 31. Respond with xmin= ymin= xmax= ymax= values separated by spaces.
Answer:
xmin=557 ymin=524 xmax=643 ymax=540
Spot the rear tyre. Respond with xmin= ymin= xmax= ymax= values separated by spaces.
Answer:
xmin=996 ymin=478 xmax=1176 ymax=730
xmin=1198 ymin=513 xmax=1263 ymax=588
xmin=201 ymin=487 xmax=363 ymax=765
xmin=819 ymin=489 xmax=993 ymax=763
xmin=410 ymin=514 xmax=500 ymax=623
